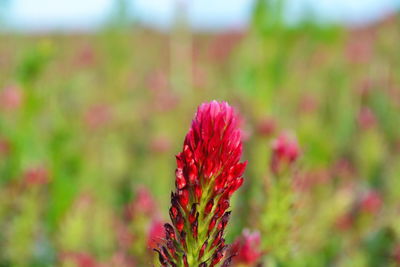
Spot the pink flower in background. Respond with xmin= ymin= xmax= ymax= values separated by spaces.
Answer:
xmin=360 ymin=190 xmax=382 ymax=214
xmin=192 ymin=64 xmax=207 ymax=88
xmin=134 ymin=186 xmax=156 ymax=216
xmin=125 ymin=186 xmax=156 ymax=220
xmin=157 ymin=93 xmax=180 ymax=112
xmin=240 ymin=128 xmax=252 ymax=143
xmin=345 ymin=31 xmax=374 ymax=64
xmin=0 ymin=85 xmax=23 ymax=111
xmin=108 ymin=252 xmax=135 ymax=267
xmin=118 ymin=186 xmax=163 ymax=265
xmin=61 ymin=252 xmax=99 ymax=267
xmin=293 ymin=169 xmax=331 ymax=192
xmin=115 ymin=220 xmax=134 ymax=251
xmin=62 ymin=251 xmax=133 ymax=267
xmin=75 ymin=44 xmax=96 ymax=67
xmin=231 ymin=229 xmax=262 ymax=265
xmin=357 ymin=107 xmax=377 ymax=130
xmin=150 ymin=136 xmax=172 ymax=154
xmin=147 ymin=70 xmax=169 ymax=93
xmin=146 ymin=70 xmax=179 ymax=112
xmin=298 ymin=93 xmax=319 ymax=114
xmin=270 ymin=132 xmax=300 ymax=175
xmin=75 ymin=192 xmax=94 ymax=209
xmin=74 ymin=253 xmax=99 ymax=267
xmin=24 ymin=166 xmax=49 ymax=185
xmin=147 ymin=219 xmax=165 ymax=249
xmin=84 ymin=104 xmax=112 ymax=130
xmin=333 ymin=158 xmax=356 ymax=180
xmin=256 ymin=117 xmax=276 ymax=137
xmin=335 ymin=212 xmax=355 ymax=231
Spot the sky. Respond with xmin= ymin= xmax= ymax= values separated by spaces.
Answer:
xmin=2 ymin=0 xmax=400 ymax=32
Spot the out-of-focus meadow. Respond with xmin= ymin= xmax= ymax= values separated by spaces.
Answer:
xmin=1 ymin=1 xmax=400 ymax=266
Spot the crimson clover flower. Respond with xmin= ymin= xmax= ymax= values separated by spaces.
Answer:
xmin=230 ymin=229 xmax=262 ymax=265
xmin=270 ymin=132 xmax=300 ymax=175
xmin=155 ymin=101 xmax=247 ymax=267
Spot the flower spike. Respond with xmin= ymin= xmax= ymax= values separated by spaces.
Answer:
xmin=155 ymin=101 xmax=247 ymax=266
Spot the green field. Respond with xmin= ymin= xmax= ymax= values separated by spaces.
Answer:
xmin=0 ymin=7 xmax=400 ymax=267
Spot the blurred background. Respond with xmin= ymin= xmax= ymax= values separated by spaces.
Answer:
xmin=0 ymin=0 xmax=400 ymax=266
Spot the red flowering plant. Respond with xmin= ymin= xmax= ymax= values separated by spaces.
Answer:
xmin=261 ymin=132 xmax=300 ymax=261
xmin=270 ymin=132 xmax=300 ymax=176
xmin=122 ymin=186 xmax=163 ymax=265
xmin=230 ymin=229 xmax=263 ymax=266
xmin=154 ymin=101 xmax=247 ymax=267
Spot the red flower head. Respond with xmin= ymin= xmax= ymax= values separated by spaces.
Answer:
xmin=255 ymin=117 xmax=276 ymax=137
xmin=24 ymin=166 xmax=49 ymax=186
xmin=61 ymin=252 xmax=99 ymax=267
xmin=84 ymin=104 xmax=112 ymax=130
xmin=298 ymin=93 xmax=319 ymax=114
xmin=75 ymin=44 xmax=96 ymax=67
xmin=155 ymin=101 xmax=247 ymax=266
xmin=0 ymin=85 xmax=23 ymax=111
xmin=125 ymin=186 xmax=157 ymax=220
xmin=357 ymin=107 xmax=377 ymax=130
xmin=231 ymin=229 xmax=262 ymax=265
xmin=360 ymin=190 xmax=382 ymax=214
xmin=270 ymin=132 xmax=300 ymax=175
